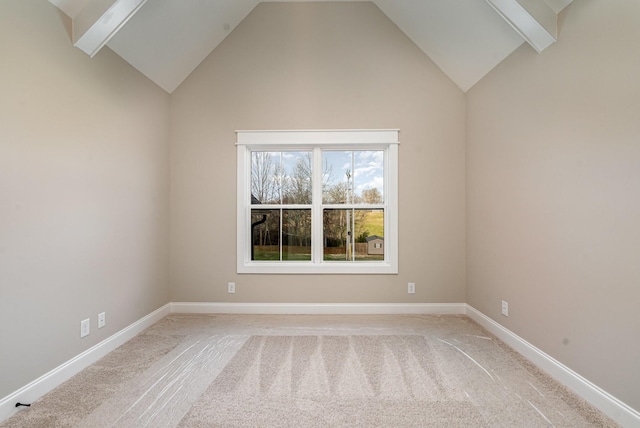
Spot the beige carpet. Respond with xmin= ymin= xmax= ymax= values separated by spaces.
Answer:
xmin=1 ymin=314 xmax=619 ymax=427
xmin=178 ymin=335 xmax=486 ymax=427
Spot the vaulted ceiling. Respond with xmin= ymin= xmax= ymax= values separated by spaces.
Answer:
xmin=48 ymin=0 xmax=573 ymax=93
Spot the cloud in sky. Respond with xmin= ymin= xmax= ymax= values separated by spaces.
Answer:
xmin=321 ymin=150 xmax=384 ymax=199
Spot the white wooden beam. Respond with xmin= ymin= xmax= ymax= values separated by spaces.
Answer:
xmin=73 ymin=0 xmax=147 ymax=57
xmin=485 ymin=0 xmax=557 ymax=53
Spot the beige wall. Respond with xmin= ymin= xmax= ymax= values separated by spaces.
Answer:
xmin=170 ymin=2 xmax=466 ymax=303
xmin=466 ymin=0 xmax=640 ymax=411
xmin=0 ymin=2 xmax=171 ymax=398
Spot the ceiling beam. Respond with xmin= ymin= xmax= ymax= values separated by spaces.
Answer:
xmin=73 ymin=0 xmax=147 ymax=57
xmin=485 ymin=0 xmax=557 ymax=53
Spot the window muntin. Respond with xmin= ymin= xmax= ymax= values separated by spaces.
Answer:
xmin=237 ymin=130 xmax=398 ymax=274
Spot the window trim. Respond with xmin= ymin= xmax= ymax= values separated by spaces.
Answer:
xmin=237 ymin=129 xmax=399 ymax=274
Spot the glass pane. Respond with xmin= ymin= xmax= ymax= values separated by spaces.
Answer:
xmin=323 ymin=208 xmax=384 ymax=261
xmin=251 ymin=151 xmax=312 ymax=205
xmin=353 ymin=151 xmax=384 ymax=204
xmin=354 ymin=209 xmax=384 ymax=261
xmin=282 ymin=152 xmax=313 ymax=204
xmin=251 ymin=151 xmax=280 ymax=205
xmin=322 ymin=150 xmax=384 ymax=204
xmin=323 ymin=209 xmax=350 ymax=261
xmin=251 ymin=209 xmax=280 ymax=260
xmin=282 ymin=210 xmax=311 ymax=261
xmin=322 ymin=151 xmax=352 ymax=204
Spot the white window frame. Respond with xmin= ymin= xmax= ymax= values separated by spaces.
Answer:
xmin=237 ymin=129 xmax=398 ymax=274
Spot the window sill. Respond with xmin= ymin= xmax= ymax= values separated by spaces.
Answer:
xmin=237 ymin=261 xmax=398 ymax=275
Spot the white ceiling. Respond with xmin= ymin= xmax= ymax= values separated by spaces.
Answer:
xmin=49 ymin=0 xmax=573 ymax=93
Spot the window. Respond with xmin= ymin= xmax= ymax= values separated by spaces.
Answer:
xmin=237 ymin=130 xmax=398 ymax=274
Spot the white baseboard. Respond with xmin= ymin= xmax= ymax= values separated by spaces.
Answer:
xmin=0 ymin=303 xmax=171 ymax=424
xmin=465 ymin=305 xmax=640 ymax=428
xmin=170 ymin=302 xmax=467 ymax=315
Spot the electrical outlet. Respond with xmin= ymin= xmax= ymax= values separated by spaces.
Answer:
xmin=98 ymin=312 xmax=106 ymax=329
xmin=501 ymin=300 xmax=509 ymax=317
xmin=228 ymin=282 xmax=236 ymax=294
xmin=80 ymin=319 xmax=90 ymax=338
xmin=408 ymin=282 xmax=416 ymax=294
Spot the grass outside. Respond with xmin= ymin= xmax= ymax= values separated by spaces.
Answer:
xmin=254 ymin=245 xmax=383 ymax=261
xmin=360 ymin=211 xmax=384 ymax=238
xmin=323 ymin=252 xmax=384 ymax=261
xmin=253 ymin=246 xmax=311 ymax=261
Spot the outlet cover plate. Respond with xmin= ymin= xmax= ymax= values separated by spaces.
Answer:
xmin=80 ymin=318 xmax=90 ymax=338
xmin=98 ymin=312 xmax=106 ymax=329
xmin=501 ymin=300 xmax=509 ymax=317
